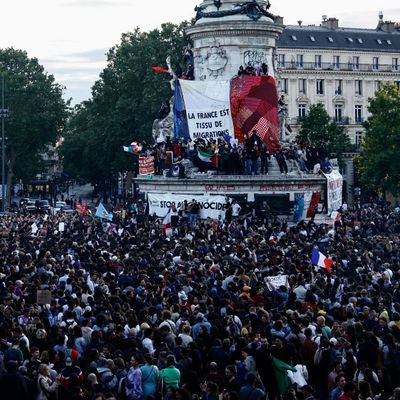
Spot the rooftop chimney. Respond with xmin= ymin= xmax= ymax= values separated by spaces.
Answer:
xmin=380 ymin=21 xmax=395 ymax=33
xmin=297 ymin=20 xmax=302 ymax=27
xmin=322 ymin=17 xmax=339 ymax=30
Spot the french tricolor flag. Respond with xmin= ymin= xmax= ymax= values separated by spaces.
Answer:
xmin=311 ymin=248 xmax=333 ymax=273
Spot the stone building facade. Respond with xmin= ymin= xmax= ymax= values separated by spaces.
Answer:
xmin=276 ymin=14 xmax=400 ymax=146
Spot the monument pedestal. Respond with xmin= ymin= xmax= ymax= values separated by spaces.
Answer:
xmin=135 ymin=173 xmax=326 ymax=216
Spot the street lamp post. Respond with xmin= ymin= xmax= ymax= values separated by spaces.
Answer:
xmin=0 ymin=75 xmax=9 ymax=212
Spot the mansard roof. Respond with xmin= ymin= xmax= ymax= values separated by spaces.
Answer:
xmin=278 ymin=25 xmax=400 ymax=53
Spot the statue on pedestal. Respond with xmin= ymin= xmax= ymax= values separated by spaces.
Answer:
xmin=278 ymin=95 xmax=293 ymax=143
xmin=195 ymin=0 xmax=275 ymax=22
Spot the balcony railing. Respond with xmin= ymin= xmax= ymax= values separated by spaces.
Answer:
xmin=289 ymin=116 xmax=363 ymax=125
xmin=278 ymin=62 xmax=400 ymax=73
xmin=332 ymin=117 xmax=350 ymax=125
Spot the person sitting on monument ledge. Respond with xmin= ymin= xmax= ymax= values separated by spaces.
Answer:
xmin=320 ymin=157 xmax=333 ymax=174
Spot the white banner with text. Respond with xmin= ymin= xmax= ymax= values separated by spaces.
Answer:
xmin=179 ymin=79 xmax=234 ymax=142
xmin=324 ymin=170 xmax=343 ymax=214
xmin=148 ymin=193 xmax=228 ymax=220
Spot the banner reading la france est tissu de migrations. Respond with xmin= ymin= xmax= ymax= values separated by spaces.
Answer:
xmin=179 ymin=79 xmax=234 ymax=142
xmin=148 ymin=193 xmax=228 ymax=220
xmin=324 ymin=170 xmax=343 ymax=214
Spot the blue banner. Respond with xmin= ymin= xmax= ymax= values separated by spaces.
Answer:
xmin=173 ymin=80 xmax=189 ymax=140
xmin=293 ymin=193 xmax=305 ymax=222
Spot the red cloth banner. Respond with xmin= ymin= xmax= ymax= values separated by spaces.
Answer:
xmin=230 ymin=75 xmax=280 ymax=154
xmin=306 ymin=192 xmax=321 ymax=218
xmin=139 ymin=156 xmax=155 ymax=175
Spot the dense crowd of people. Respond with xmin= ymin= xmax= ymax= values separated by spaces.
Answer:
xmin=0 ymin=200 xmax=400 ymax=400
xmin=146 ymin=136 xmax=332 ymax=176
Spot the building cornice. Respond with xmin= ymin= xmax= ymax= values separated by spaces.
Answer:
xmin=187 ymin=21 xmax=284 ymax=39
xmin=276 ymin=48 xmax=400 ymax=57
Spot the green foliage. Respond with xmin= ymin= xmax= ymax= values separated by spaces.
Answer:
xmin=0 ymin=48 xmax=68 ymax=200
xmin=298 ymin=103 xmax=351 ymax=158
xmin=357 ymin=83 xmax=400 ymax=195
xmin=61 ymin=22 xmax=189 ymax=184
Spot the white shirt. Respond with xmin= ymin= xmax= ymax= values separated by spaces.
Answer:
xmin=178 ymin=333 xmax=193 ymax=348
xmin=232 ymin=204 xmax=241 ymax=217
xmin=142 ymin=337 xmax=155 ymax=355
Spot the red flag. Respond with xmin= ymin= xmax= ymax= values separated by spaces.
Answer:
xmin=306 ymin=192 xmax=321 ymax=218
xmin=76 ymin=200 xmax=89 ymax=216
xmin=151 ymin=66 xmax=170 ymax=74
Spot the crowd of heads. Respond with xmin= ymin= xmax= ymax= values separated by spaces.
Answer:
xmin=0 ymin=200 xmax=400 ymax=400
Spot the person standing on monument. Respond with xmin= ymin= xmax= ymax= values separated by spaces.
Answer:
xmin=260 ymin=143 xmax=270 ymax=175
xmin=275 ymin=149 xmax=288 ymax=175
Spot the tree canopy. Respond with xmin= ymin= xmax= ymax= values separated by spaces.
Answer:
xmin=356 ymin=83 xmax=400 ymax=195
xmin=61 ymin=22 xmax=189 ymax=186
xmin=0 ymin=48 xmax=68 ymax=202
xmin=297 ymin=103 xmax=351 ymax=159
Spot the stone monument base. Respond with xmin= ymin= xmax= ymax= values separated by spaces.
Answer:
xmin=135 ymin=173 xmax=327 ymax=216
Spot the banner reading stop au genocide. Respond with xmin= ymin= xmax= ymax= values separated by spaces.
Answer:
xmin=179 ymin=79 xmax=234 ymax=141
xmin=324 ymin=170 xmax=343 ymax=214
xmin=148 ymin=193 xmax=228 ymax=220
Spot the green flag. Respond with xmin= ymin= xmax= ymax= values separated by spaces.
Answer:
xmin=271 ymin=356 xmax=296 ymax=395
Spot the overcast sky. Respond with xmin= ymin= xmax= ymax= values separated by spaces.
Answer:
xmin=0 ymin=0 xmax=399 ymax=104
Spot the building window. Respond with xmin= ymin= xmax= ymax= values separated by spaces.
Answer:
xmin=328 ymin=36 xmax=333 ymax=42
xmin=333 ymin=55 xmax=340 ymax=69
xmin=355 ymin=80 xmax=363 ymax=95
xmin=315 ymin=55 xmax=322 ymax=68
xmin=279 ymin=78 xmax=288 ymax=94
xmin=309 ymin=36 xmax=316 ymax=42
xmin=335 ymin=79 xmax=343 ymax=95
xmin=357 ymin=38 xmax=363 ymax=44
xmin=353 ymin=56 xmax=360 ymax=70
xmin=278 ymin=54 xmax=285 ymax=68
xmin=335 ymin=105 xmax=343 ymax=122
xmin=355 ymin=131 xmax=363 ymax=149
xmin=355 ymin=105 xmax=363 ymax=123
xmin=296 ymin=54 xmax=304 ymax=68
xmin=373 ymin=57 xmax=379 ymax=70
xmin=298 ymin=79 xmax=307 ymax=94
xmin=392 ymin=58 xmax=399 ymax=71
xmin=375 ymin=80 xmax=381 ymax=92
xmin=316 ymin=79 xmax=324 ymax=95
xmin=395 ymin=81 xmax=400 ymax=90
xmin=298 ymin=104 xmax=307 ymax=119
